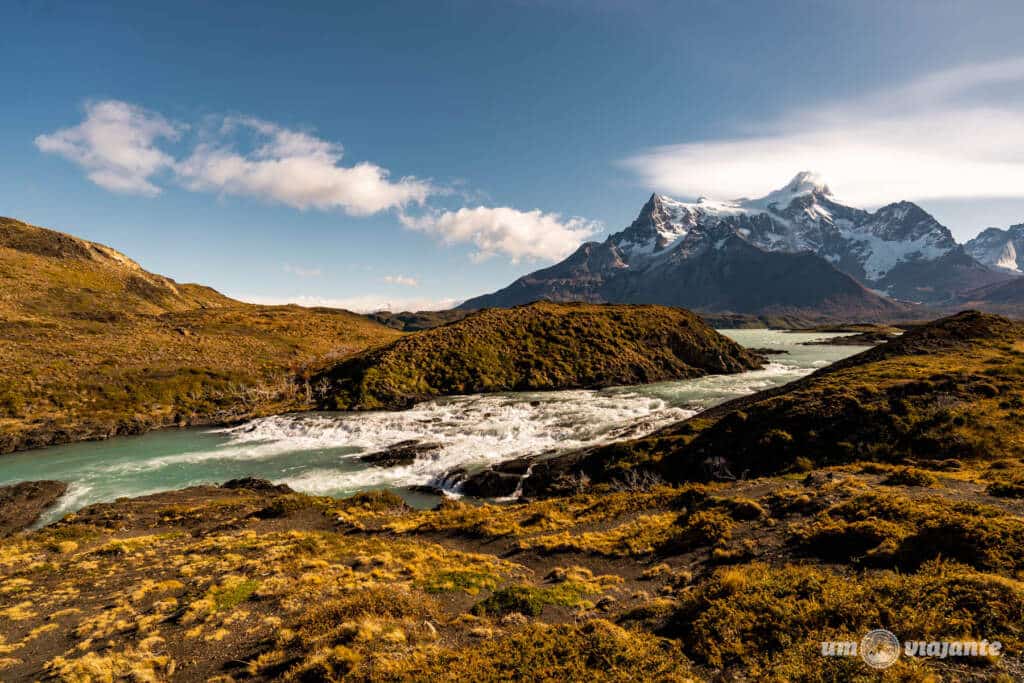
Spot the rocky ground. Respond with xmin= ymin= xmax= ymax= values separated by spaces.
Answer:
xmin=799 ymin=324 xmax=903 ymax=346
xmin=0 ymin=481 xmax=66 ymax=536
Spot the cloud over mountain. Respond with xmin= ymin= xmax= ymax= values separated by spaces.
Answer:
xmin=383 ymin=275 xmax=419 ymax=286
xmin=623 ymin=57 xmax=1024 ymax=207
xmin=401 ymin=206 xmax=600 ymax=263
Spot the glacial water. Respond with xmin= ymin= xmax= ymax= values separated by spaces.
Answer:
xmin=0 ymin=330 xmax=865 ymax=525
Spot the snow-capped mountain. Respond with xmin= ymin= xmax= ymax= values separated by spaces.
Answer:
xmin=615 ymin=172 xmax=996 ymax=303
xmin=965 ymin=224 xmax=1024 ymax=273
xmin=460 ymin=173 xmax=1013 ymax=317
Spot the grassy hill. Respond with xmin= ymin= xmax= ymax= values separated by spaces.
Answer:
xmin=645 ymin=310 xmax=1024 ymax=480
xmin=0 ymin=216 xmax=233 ymax=317
xmin=364 ymin=308 xmax=472 ymax=332
xmin=0 ymin=217 xmax=402 ymax=453
xmin=495 ymin=310 xmax=1024 ymax=494
xmin=314 ymin=302 xmax=763 ymax=410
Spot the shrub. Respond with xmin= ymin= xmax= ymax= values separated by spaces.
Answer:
xmin=881 ymin=467 xmax=937 ymax=487
xmin=660 ymin=510 xmax=734 ymax=554
xmin=211 ymin=578 xmax=259 ymax=611
xmin=470 ymin=582 xmax=595 ymax=617
xmin=987 ymin=480 xmax=1024 ymax=498
xmin=664 ymin=561 xmax=1024 ymax=676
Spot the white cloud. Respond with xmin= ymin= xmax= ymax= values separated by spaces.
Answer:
xmin=401 ymin=206 xmax=599 ymax=262
xmin=36 ymin=103 xmax=431 ymax=214
xmin=235 ymin=292 xmax=458 ymax=313
xmin=37 ymin=101 xmax=601 ymax=264
xmin=623 ymin=56 xmax=1024 ymax=207
xmin=35 ymin=100 xmax=181 ymax=196
xmin=383 ymin=274 xmax=419 ymax=287
xmin=176 ymin=117 xmax=432 ymax=215
xmin=282 ymin=263 xmax=322 ymax=278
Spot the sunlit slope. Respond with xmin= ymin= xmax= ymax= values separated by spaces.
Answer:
xmin=0 ymin=216 xmax=402 ymax=453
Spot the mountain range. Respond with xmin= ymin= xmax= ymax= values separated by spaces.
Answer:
xmin=461 ymin=173 xmax=1020 ymax=318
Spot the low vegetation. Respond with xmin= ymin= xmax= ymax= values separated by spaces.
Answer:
xmin=3 ymin=462 xmax=1024 ymax=680
xmin=528 ymin=311 xmax=1024 ymax=491
xmin=314 ymin=301 xmax=763 ymax=410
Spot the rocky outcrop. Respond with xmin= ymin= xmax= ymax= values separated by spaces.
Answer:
xmin=221 ymin=477 xmax=294 ymax=494
xmin=360 ymin=441 xmax=442 ymax=468
xmin=0 ymin=480 xmax=67 ymax=535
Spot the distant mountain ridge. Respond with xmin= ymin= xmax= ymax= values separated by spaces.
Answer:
xmin=461 ymin=173 xmax=1015 ymax=316
xmin=965 ymin=224 xmax=1024 ymax=273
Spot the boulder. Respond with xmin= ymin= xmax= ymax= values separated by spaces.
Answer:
xmin=360 ymin=441 xmax=442 ymax=468
xmin=0 ymin=480 xmax=68 ymax=535
xmin=221 ymin=477 xmax=293 ymax=494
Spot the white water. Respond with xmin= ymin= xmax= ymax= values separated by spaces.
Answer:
xmin=0 ymin=330 xmax=864 ymax=524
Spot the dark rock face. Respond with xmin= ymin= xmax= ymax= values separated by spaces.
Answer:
xmin=874 ymin=247 xmax=1011 ymax=305
xmin=404 ymin=484 xmax=448 ymax=497
xmin=456 ymin=470 xmax=524 ymax=498
xmin=616 ymin=234 xmax=896 ymax=316
xmin=221 ymin=477 xmax=293 ymax=494
xmin=0 ymin=480 xmax=68 ymax=535
xmin=455 ymin=457 xmax=534 ymax=498
xmin=802 ymin=330 xmax=899 ymax=346
xmin=360 ymin=441 xmax=442 ymax=468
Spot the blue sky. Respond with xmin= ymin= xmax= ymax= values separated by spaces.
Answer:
xmin=4 ymin=1 xmax=1024 ymax=310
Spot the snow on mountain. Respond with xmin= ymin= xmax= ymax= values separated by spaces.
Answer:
xmin=965 ymin=225 xmax=1024 ymax=273
xmin=742 ymin=170 xmax=833 ymax=211
xmin=604 ymin=172 xmax=998 ymax=302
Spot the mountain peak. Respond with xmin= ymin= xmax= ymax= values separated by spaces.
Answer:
xmin=744 ymin=171 xmax=832 ymax=211
xmin=616 ymin=193 xmax=692 ymax=256
xmin=782 ymin=171 xmax=831 ymax=196
xmin=770 ymin=171 xmax=831 ymax=200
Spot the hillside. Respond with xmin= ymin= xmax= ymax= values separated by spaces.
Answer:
xmin=0 ymin=217 xmax=403 ymax=453
xmin=478 ymin=311 xmax=1024 ymax=495
xmin=647 ymin=310 xmax=1024 ymax=479
xmin=314 ymin=302 xmax=763 ymax=410
xmin=364 ymin=308 xmax=472 ymax=332
xmin=0 ymin=216 xmax=233 ymax=317
xmin=957 ymin=276 xmax=1024 ymax=316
